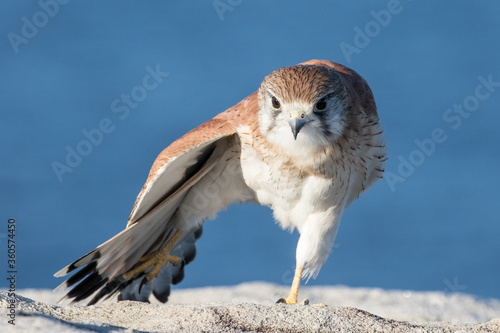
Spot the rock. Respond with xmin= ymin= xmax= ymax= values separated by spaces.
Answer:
xmin=1 ymin=291 xmax=500 ymax=333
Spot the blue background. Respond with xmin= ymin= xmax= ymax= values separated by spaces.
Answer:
xmin=1 ymin=1 xmax=499 ymax=299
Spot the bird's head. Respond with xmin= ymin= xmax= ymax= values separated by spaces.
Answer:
xmin=257 ymin=65 xmax=349 ymax=153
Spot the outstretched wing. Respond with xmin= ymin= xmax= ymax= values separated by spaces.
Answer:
xmin=54 ymin=95 xmax=258 ymax=305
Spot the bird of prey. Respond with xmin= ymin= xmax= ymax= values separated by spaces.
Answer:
xmin=55 ymin=59 xmax=386 ymax=305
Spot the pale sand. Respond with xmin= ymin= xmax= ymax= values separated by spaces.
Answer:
xmin=2 ymin=282 xmax=500 ymax=332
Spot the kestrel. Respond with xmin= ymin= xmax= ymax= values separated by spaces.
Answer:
xmin=55 ymin=60 xmax=386 ymax=305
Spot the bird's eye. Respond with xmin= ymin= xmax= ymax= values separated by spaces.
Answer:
xmin=271 ymin=96 xmax=281 ymax=109
xmin=315 ymin=97 xmax=327 ymax=111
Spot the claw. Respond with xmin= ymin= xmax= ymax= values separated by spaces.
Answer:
xmin=276 ymin=297 xmax=297 ymax=304
xmin=277 ymin=297 xmax=311 ymax=305
xmin=122 ymin=230 xmax=182 ymax=283
xmin=313 ymin=302 xmax=327 ymax=307
xmin=138 ymin=276 xmax=148 ymax=294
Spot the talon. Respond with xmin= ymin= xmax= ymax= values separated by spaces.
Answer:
xmin=299 ymin=298 xmax=309 ymax=305
xmin=170 ymin=255 xmax=182 ymax=267
xmin=313 ymin=302 xmax=327 ymax=307
xmin=122 ymin=230 xmax=182 ymax=282
xmin=276 ymin=297 xmax=297 ymax=304
xmin=138 ymin=276 xmax=147 ymax=294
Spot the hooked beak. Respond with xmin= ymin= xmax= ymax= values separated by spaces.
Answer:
xmin=288 ymin=117 xmax=307 ymax=140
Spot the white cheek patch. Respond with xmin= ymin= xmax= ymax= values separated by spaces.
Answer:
xmin=325 ymin=112 xmax=345 ymax=139
xmin=258 ymin=108 xmax=275 ymax=135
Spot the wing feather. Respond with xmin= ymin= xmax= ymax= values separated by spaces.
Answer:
xmin=129 ymin=115 xmax=241 ymax=224
xmin=54 ymin=109 xmax=249 ymax=304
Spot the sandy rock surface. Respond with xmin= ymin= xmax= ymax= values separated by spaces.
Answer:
xmin=2 ymin=283 xmax=500 ymax=332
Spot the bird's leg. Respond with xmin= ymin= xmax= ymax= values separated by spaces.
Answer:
xmin=277 ymin=266 xmax=307 ymax=304
xmin=122 ymin=230 xmax=182 ymax=284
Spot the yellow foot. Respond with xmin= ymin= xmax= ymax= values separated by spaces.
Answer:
xmin=276 ymin=298 xmax=327 ymax=306
xmin=122 ymin=230 xmax=182 ymax=284
xmin=276 ymin=298 xmax=309 ymax=305
xmin=313 ymin=302 xmax=327 ymax=307
xmin=123 ymin=251 xmax=182 ymax=283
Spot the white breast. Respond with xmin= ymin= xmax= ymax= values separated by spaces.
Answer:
xmin=236 ymin=121 xmax=385 ymax=278
xmin=238 ymin=127 xmax=350 ymax=233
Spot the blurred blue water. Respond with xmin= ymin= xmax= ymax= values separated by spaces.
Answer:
xmin=1 ymin=1 xmax=499 ymax=299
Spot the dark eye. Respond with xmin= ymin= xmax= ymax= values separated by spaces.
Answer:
xmin=271 ymin=96 xmax=281 ymax=109
xmin=315 ymin=97 xmax=327 ymax=111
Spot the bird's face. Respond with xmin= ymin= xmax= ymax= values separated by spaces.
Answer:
xmin=258 ymin=65 xmax=348 ymax=154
